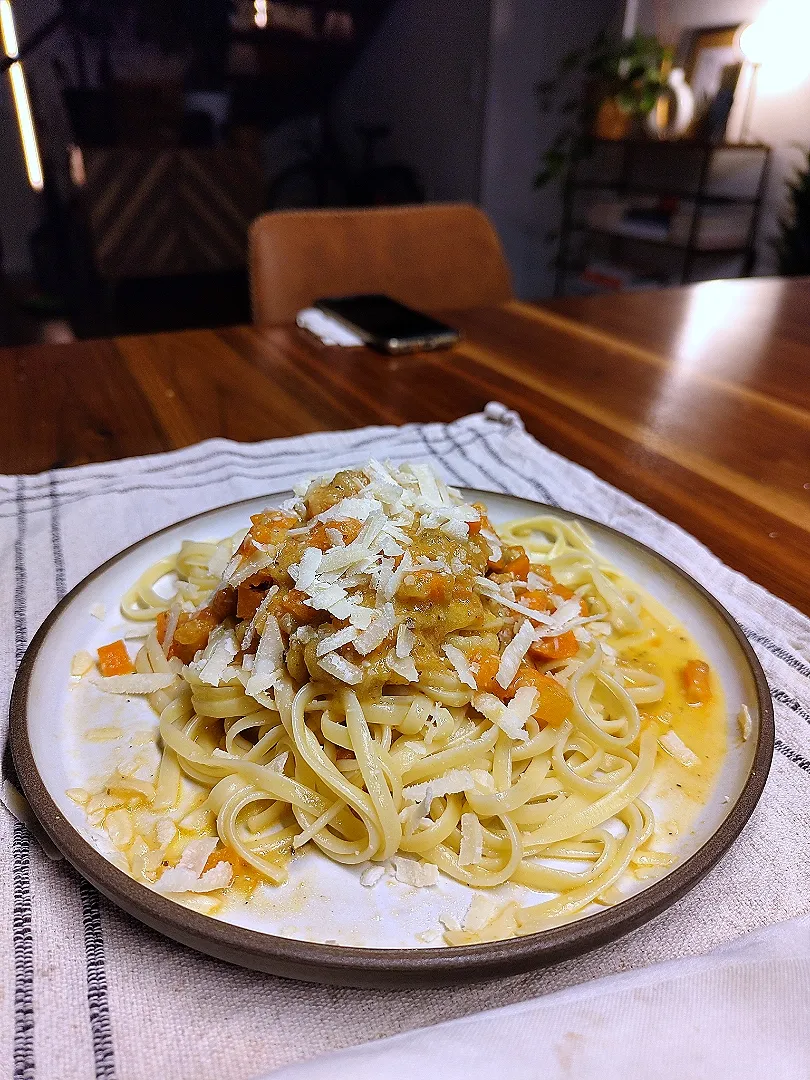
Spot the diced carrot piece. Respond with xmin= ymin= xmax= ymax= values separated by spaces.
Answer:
xmin=511 ymin=666 xmax=572 ymax=725
xmin=682 ymin=659 xmax=711 ymax=705
xmin=489 ymin=544 xmax=530 ymax=580
xmin=522 ymin=590 xmax=555 ymax=614
xmin=467 ymin=518 xmax=482 ymax=535
xmin=335 ymin=746 xmax=354 ymax=760
xmin=398 ymin=570 xmax=450 ymax=604
xmin=468 ymin=649 xmax=504 ymax=696
xmin=250 ymin=510 xmax=298 ymax=545
xmin=155 ymin=610 xmax=169 ymax=645
xmin=170 ymin=610 xmax=219 ymax=664
xmin=237 ymin=585 xmax=263 ymax=620
xmin=97 ymin=640 xmax=135 ymax=677
xmin=270 ymin=588 xmax=322 ymax=625
xmin=529 ymin=631 xmax=580 ymax=662
xmin=308 ymin=518 xmax=363 ymax=552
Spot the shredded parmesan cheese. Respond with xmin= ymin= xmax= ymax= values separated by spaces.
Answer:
xmin=496 ymin=619 xmax=536 ymax=688
xmin=70 ymin=650 xmax=95 ymax=676
xmin=738 ymin=704 xmax=752 ymax=742
xmin=442 ymin=644 xmax=477 ymax=689
xmin=660 ymin=729 xmax=700 ymax=767
xmin=95 ymin=674 xmax=174 ymax=695
xmin=392 ymin=856 xmax=439 ymax=888
xmin=318 ymin=653 xmax=363 ymax=685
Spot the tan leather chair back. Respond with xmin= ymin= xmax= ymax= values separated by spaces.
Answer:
xmin=249 ymin=203 xmax=513 ymax=325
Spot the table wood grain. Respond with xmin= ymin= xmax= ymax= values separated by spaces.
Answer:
xmin=4 ymin=277 xmax=809 ymax=613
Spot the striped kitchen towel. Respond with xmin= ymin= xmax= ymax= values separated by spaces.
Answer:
xmin=1 ymin=403 xmax=808 ymax=1080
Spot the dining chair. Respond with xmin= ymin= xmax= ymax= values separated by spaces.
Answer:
xmin=248 ymin=203 xmax=514 ymax=325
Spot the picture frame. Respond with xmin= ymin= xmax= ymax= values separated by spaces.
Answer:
xmin=681 ymin=25 xmax=745 ymax=142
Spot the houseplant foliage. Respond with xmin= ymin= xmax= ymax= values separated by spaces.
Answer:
xmin=535 ymin=31 xmax=670 ymax=187
xmin=776 ymin=147 xmax=810 ymax=275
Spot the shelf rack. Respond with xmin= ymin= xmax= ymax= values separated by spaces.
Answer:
xmin=554 ymin=139 xmax=771 ymax=296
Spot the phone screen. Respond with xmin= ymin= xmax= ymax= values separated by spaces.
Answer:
xmin=315 ymin=295 xmax=458 ymax=346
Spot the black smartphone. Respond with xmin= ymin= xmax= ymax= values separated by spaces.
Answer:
xmin=314 ymin=294 xmax=460 ymax=354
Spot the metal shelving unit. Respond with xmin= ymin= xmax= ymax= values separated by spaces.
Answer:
xmin=554 ymin=139 xmax=771 ymax=296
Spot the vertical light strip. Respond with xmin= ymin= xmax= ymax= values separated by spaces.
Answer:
xmin=1 ymin=0 xmax=44 ymax=192
xmin=254 ymin=0 xmax=268 ymax=29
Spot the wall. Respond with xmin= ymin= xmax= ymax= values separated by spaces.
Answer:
xmin=335 ymin=0 xmax=620 ymax=299
xmin=333 ymin=0 xmax=493 ymax=204
xmin=639 ymin=0 xmax=810 ymax=273
xmin=480 ymin=0 xmax=621 ymax=297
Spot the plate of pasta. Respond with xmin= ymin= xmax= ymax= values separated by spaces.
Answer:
xmin=11 ymin=461 xmax=772 ymax=986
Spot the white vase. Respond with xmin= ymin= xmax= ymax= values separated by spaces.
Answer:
xmin=647 ymin=68 xmax=695 ymax=139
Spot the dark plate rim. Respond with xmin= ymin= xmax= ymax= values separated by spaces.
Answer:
xmin=10 ymin=488 xmax=774 ymax=986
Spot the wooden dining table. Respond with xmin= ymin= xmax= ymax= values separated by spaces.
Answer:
xmin=4 ymin=276 xmax=809 ymax=613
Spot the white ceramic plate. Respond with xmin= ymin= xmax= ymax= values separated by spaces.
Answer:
xmin=10 ymin=491 xmax=773 ymax=987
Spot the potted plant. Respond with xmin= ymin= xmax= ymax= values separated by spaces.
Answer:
xmin=535 ymin=31 xmax=670 ymax=187
xmin=776 ymin=147 xmax=810 ymax=275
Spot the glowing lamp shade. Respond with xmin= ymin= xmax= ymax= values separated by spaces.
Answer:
xmin=1 ymin=0 xmax=44 ymax=191
xmin=0 ymin=0 xmax=18 ymax=56
xmin=739 ymin=1 xmax=810 ymax=90
xmin=254 ymin=0 xmax=268 ymax=29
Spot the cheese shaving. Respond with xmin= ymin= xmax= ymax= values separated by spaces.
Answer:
xmin=291 ymin=547 xmax=323 ymax=591
xmin=359 ymin=864 xmax=386 ymax=888
xmin=392 ymin=856 xmax=439 ymax=887
xmin=386 ymin=653 xmax=419 ymax=682
xmin=395 ymin=622 xmax=415 ymax=658
xmin=245 ymin=615 xmax=284 ymax=696
xmin=738 ymin=704 xmax=752 ymax=742
xmin=70 ymin=650 xmax=95 ymax=677
xmin=463 ymin=893 xmax=495 ymax=932
xmin=496 ymin=619 xmax=536 ymax=688
xmin=95 ymin=673 xmax=175 ymax=695
xmin=318 ymin=653 xmax=363 ymax=685
xmin=659 ymin=729 xmax=699 ymax=767
xmin=403 ymin=769 xmax=476 ymax=803
xmin=353 ymin=603 xmax=396 ymax=656
xmin=442 ymin=644 xmax=477 ymax=689
xmin=316 ymin=624 xmax=359 ymax=656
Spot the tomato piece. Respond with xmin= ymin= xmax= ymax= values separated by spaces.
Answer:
xmin=236 ymin=585 xmax=263 ymax=620
xmin=682 ymin=659 xmax=711 ymax=705
xmin=97 ymin=640 xmax=135 ymax=677
xmin=512 ymin=666 xmax=572 ymax=725
xmin=529 ymin=630 xmax=579 ymax=662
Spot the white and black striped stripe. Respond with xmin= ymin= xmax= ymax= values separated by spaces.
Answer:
xmin=12 ymin=475 xmax=35 ymax=1080
xmin=0 ymin=425 xmax=486 ymax=518
xmin=743 ymin=625 xmax=810 ymax=682
xmin=49 ymin=473 xmax=117 ymax=1080
xmin=775 ymin=739 xmax=810 ymax=774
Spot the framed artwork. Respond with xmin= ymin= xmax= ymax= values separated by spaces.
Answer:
xmin=685 ymin=25 xmax=743 ymax=106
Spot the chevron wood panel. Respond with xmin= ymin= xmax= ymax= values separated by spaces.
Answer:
xmin=76 ymin=148 xmax=265 ymax=279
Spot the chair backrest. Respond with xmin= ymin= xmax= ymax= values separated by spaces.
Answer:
xmin=249 ymin=203 xmax=513 ymax=325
